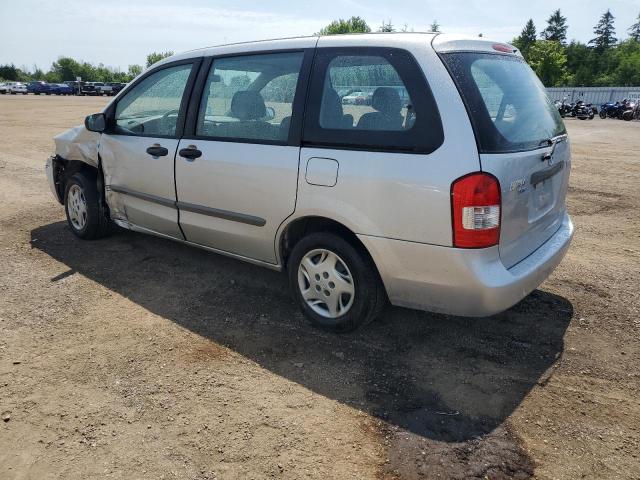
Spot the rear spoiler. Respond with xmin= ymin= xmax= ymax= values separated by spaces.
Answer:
xmin=432 ymin=34 xmax=523 ymax=58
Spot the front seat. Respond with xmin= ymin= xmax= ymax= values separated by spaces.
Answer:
xmin=357 ymin=87 xmax=404 ymax=130
xmin=217 ymin=90 xmax=276 ymax=140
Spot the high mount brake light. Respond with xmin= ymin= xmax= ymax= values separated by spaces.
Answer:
xmin=492 ymin=43 xmax=515 ymax=53
xmin=451 ymin=173 xmax=501 ymax=248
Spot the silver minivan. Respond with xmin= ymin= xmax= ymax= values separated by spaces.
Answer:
xmin=46 ymin=33 xmax=573 ymax=332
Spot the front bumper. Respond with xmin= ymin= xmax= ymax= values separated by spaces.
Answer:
xmin=45 ymin=156 xmax=63 ymax=204
xmin=358 ymin=212 xmax=574 ymax=317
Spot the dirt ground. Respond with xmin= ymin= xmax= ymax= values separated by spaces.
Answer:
xmin=0 ymin=95 xmax=638 ymax=480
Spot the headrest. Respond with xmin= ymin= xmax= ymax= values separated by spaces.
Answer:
xmin=320 ymin=88 xmax=344 ymax=125
xmin=230 ymin=91 xmax=266 ymax=121
xmin=372 ymin=87 xmax=401 ymax=115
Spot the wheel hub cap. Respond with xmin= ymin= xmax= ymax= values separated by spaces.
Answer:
xmin=297 ymin=249 xmax=355 ymax=319
xmin=67 ymin=184 xmax=88 ymax=231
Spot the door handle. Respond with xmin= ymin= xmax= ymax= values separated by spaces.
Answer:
xmin=531 ymin=160 xmax=565 ymax=187
xmin=146 ymin=144 xmax=168 ymax=157
xmin=179 ymin=146 xmax=202 ymax=160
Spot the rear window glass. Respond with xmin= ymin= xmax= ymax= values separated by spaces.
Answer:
xmin=441 ymin=52 xmax=565 ymax=153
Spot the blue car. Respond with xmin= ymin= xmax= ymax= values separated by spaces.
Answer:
xmin=51 ymin=83 xmax=74 ymax=95
xmin=27 ymin=81 xmax=52 ymax=95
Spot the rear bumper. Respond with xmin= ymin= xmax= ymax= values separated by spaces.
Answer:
xmin=358 ymin=212 xmax=573 ymax=317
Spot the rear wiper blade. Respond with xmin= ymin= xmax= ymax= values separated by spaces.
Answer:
xmin=540 ymin=134 xmax=568 ymax=162
xmin=539 ymin=133 xmax=568 ymax=147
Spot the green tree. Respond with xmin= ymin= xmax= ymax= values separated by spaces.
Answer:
xmin=513 ymin=19 xmax=537 ymax=59
xmin=627 ymin=12 xmax=640 ymax=41
xmin=146 ymin=51 xmax=174 ymax=68
xmin=615 ymin=53 xmax=640 ymax=85
xmin=49 ymin=57 xmax=82 ymax=81
xmin=128 ymin=64 xmax=143 ymax=78
xmin=0 ymin=64 xmax=20 ymax=81
xmin=528 ymin=40 xmax=568 ymax=86
xmin=565 ymin=41 xmax=593 ymax=85
xmin=590 ymin=9 xmax=616 ymax=51
xmin=430 ymin=20 xmax=440 ymax=32
xmin=379 ymin=20 xmax=394 ymax=32
xmin=541 ymin=9 xmax=568 ymax=45
xmin=31 ymin=66 xmax=45 ymax=80
xmin=317 ymin=17 xmax=371 ymax=35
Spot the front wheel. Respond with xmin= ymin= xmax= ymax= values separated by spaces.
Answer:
xmin=599 ymin=110 xmax=606 ymax=119
xmin=64 ymin=172 xmax=111 ymax=240
xmin=288 ymin=233 xmax=386 ymax=332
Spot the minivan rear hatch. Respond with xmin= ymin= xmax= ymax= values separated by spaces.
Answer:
xmin=437 ymin=44 xmax=570 ymax=268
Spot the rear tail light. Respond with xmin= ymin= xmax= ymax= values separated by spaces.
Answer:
xmin=451 ymin=173 xmax=501 ymax=248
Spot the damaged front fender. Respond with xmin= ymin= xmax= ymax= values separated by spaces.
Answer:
xmin=53 ymin=125 xmax=101 ymax=166
xmin=47 ymin=125 xmax=102 ymax=205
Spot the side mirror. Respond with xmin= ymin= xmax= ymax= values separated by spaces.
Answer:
xmin=85 ymin=113 xmax=106 ymax=133
xmin=264 ymin=106 xmax=275 ymax=121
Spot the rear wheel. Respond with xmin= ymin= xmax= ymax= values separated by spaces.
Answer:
xmin=64 ymin=172 xmax=111 ymax=240
xmin=288 ymin=232 xmax=386 ymax=332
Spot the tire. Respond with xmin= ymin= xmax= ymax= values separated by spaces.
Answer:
xmin=599 ymin=110 xmax=606 ymax=119
xmin=64 ymin=172 xmax=111 ymax=240
xmin=288 ymin=232 xmax=386 ymax=332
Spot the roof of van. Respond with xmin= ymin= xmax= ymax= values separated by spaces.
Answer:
xmin=154 ymin=32 xmax=520 ymax=67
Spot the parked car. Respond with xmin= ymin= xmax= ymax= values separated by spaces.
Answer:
xmin=77 ymin=82 xmax=98 ymax=96
xmin=27 ymin=81 xmax=52 ymax=95
xmin=45 ymin=33 xmax=573 ymax=332
xmin=341 ymin=90 xmax=369 ymax=105
xmin=51 ymin=83 xmax=74 ymax=95
xmin=0 ymin=82 xmax=27 ymax=94
xmin=96 ymin=82 xmax=125 ymax=96
xmin=11 ymin=82 xmax=28 ymax=94
xmin=101 ymin=82 xmax=125 ymax=96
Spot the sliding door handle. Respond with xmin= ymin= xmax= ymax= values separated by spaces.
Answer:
xmin=179 ymin=146 xmax=202 ymax=160
xmin=146 ymin=144 xmax=169 ymax=157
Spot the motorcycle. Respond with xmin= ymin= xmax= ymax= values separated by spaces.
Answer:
xmin=572 ymin=100 xmax=594 ymax=120
xmin=599 ymin=101 xmax=626 ymax=119
xmin=555 ymin=98 xmax=573 ymax=118
xmin=622 ymin=101 xmax=639 ymax=121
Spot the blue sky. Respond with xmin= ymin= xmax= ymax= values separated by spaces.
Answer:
xmin=1 ymin=0 xmax=639 ymax=72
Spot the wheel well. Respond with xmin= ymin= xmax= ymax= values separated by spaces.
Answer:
xmin=53 ymin=157 xmax=99 ymax=202
xmin=280 ymin=216 xmax=377 ymax=271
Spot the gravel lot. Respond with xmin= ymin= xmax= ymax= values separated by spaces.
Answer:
xmin=1 ymin=95 xmax=639 ymax=480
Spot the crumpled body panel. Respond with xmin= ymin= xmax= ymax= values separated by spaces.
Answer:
xmin=54 ymin=126 xmax=100 ymax=166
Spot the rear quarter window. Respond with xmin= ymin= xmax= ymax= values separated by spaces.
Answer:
xmin=303 ymin=47 xmax=444 ymax=154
